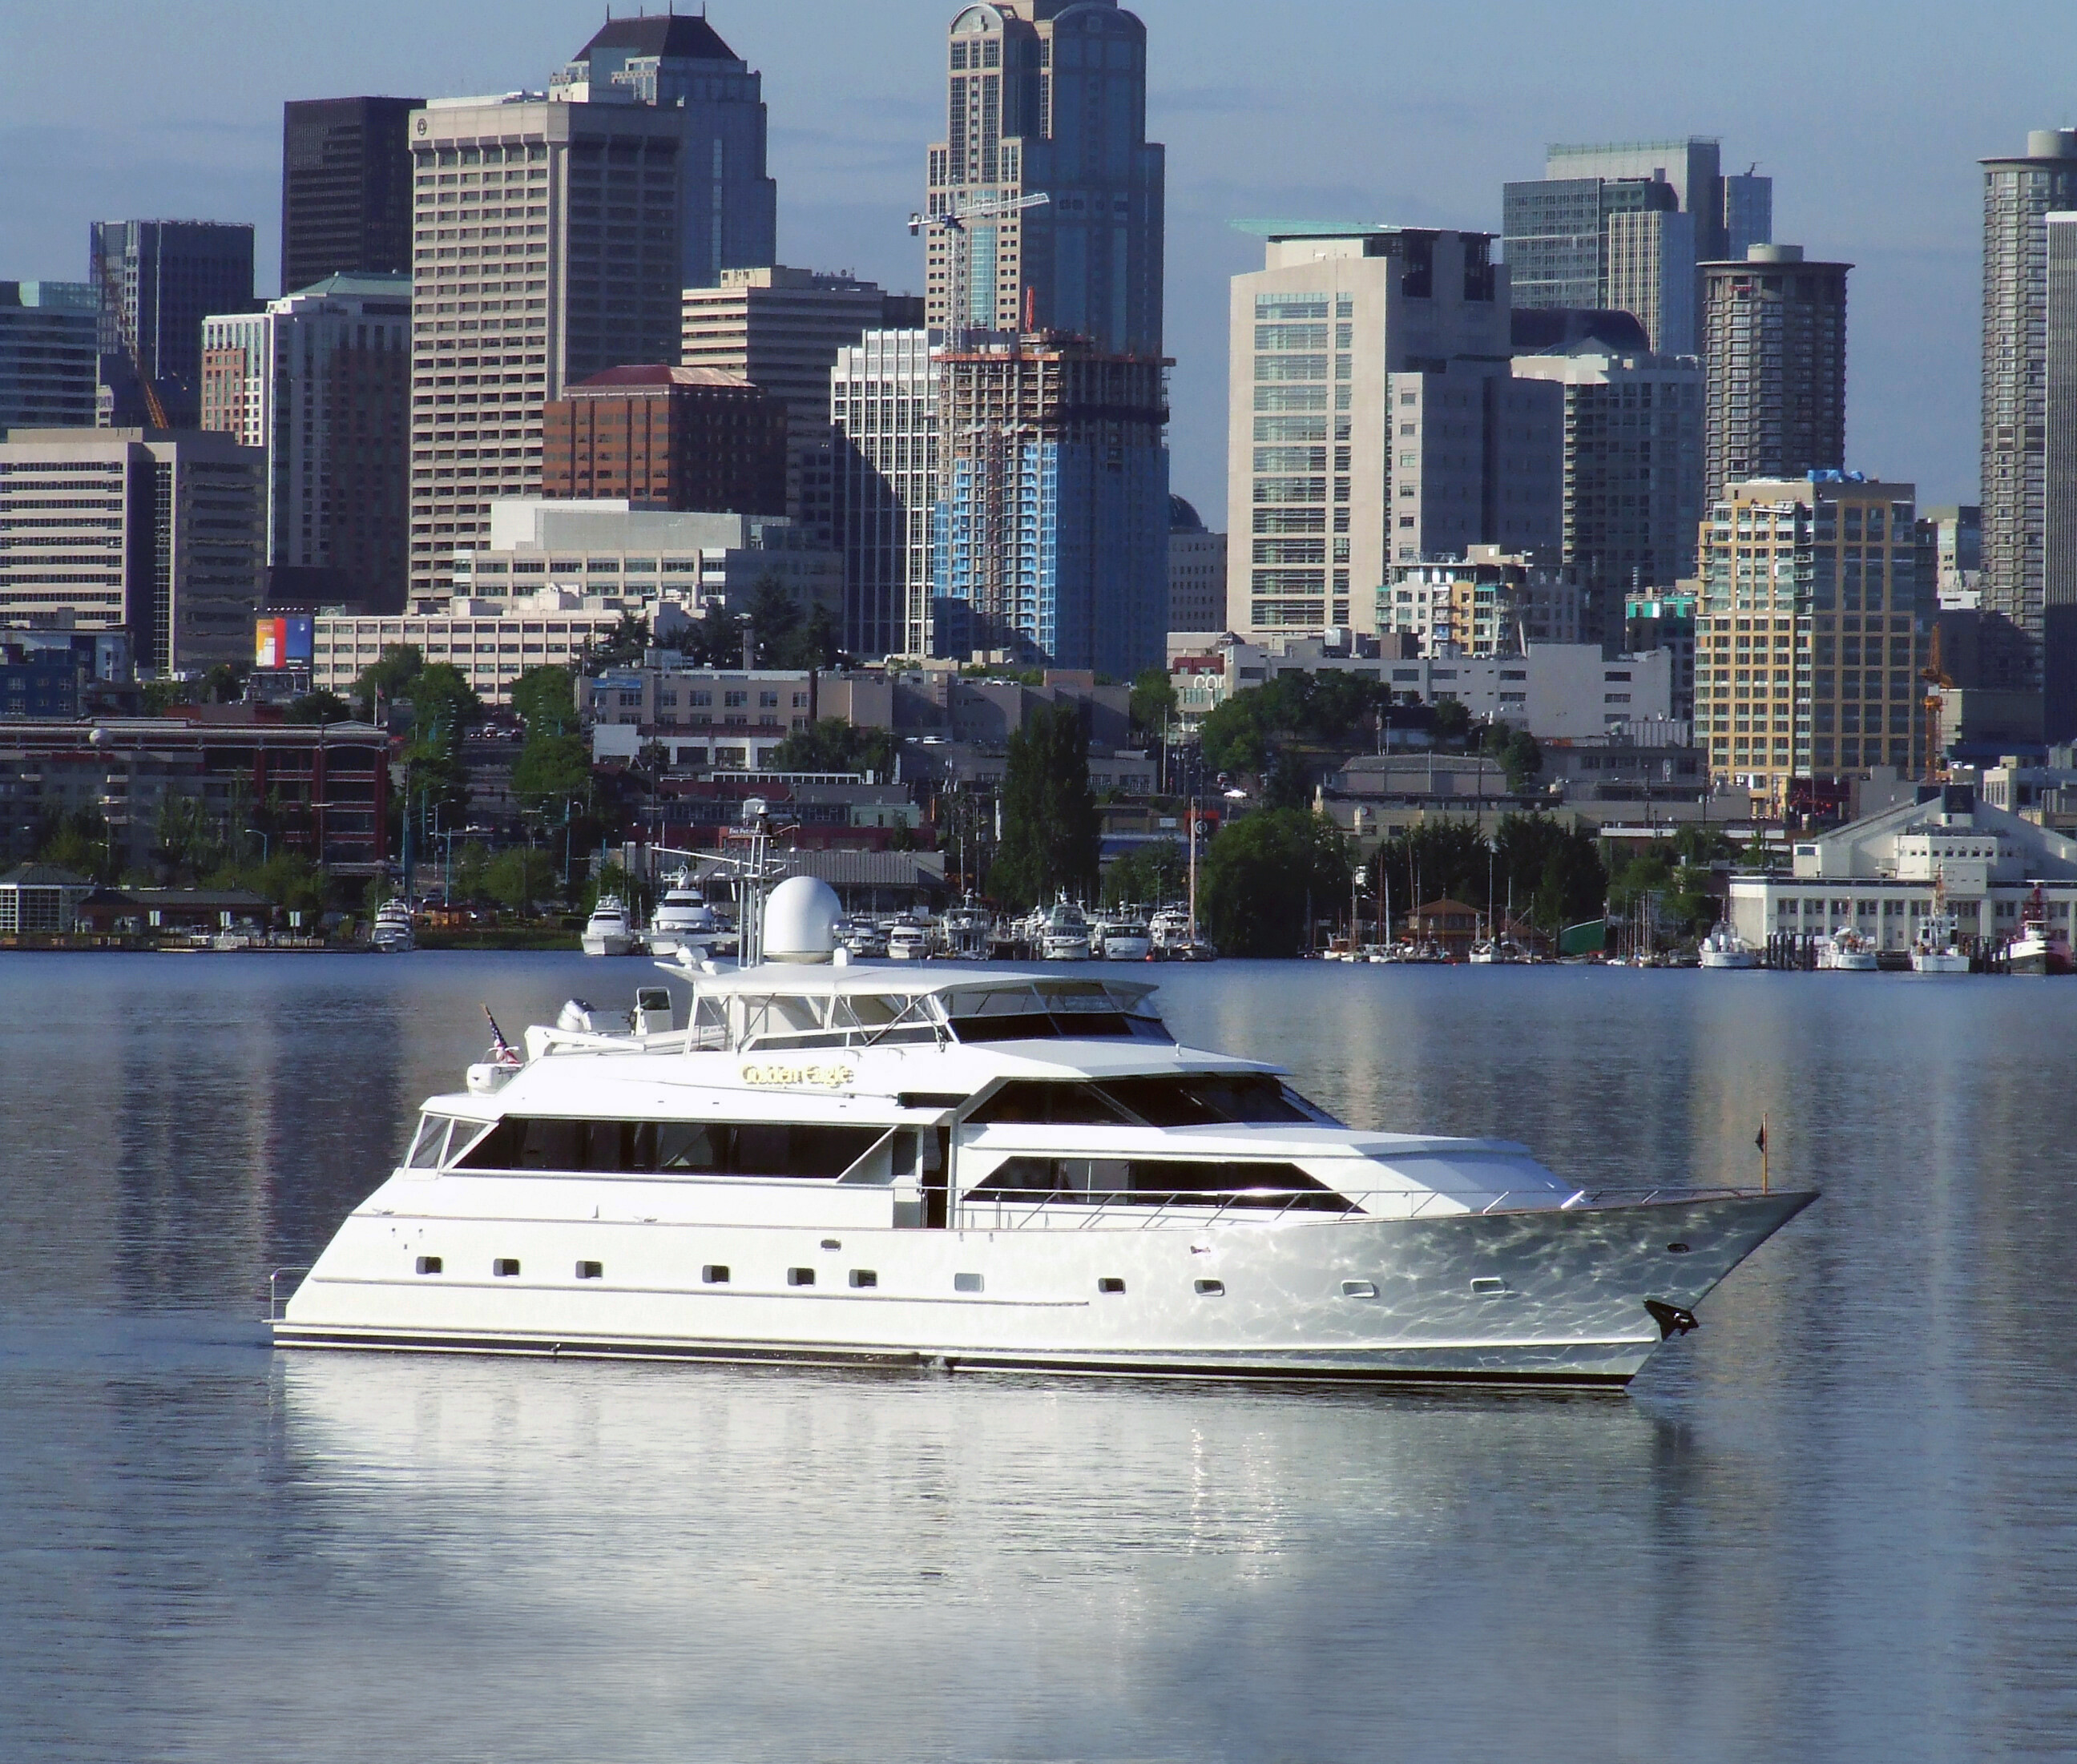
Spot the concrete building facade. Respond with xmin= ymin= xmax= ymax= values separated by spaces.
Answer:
xmin=200 ymin=273 xmax=413 ymax=610
xmin=1510 ymin=340 xmax=1703 ymax=651
xmin=1166 ymin=495 xmax=1225 ymax=635
xmin=1979 ymin=131 xmax=2077 ymax=699
xmin=542 ymin=364 xmax=787 ymax=515
xmin=280 ymin=97 xmax=422 ymax=293
xmin=551 ymin=13 xmax=776 ymax=289
xmin=2046 ymin=211 xmax=2077 ymax=739
xmin=0 ymin=429 xmax=264 ymax=675
xmin=90 ymin=220 xmax=256 ymax=429
xmin=831 ymin=328 xmax=939 ymax=658
xmin=313 ymin=590 xmax=647 ymax=706
xmin=923 ymin=0 xmax=1165 ymax=355
xmin=406 ymin=93 xmax=685 ymax=599
xmin=1383 ymin=550 xmax=1582 ymax=654
xmin=934 ymin=333 xmax=1168 ymax=675
xmin=1225 ymin=223 xmax=1557 ymax=642
xmin=1700 ymin=244 xmax=1849 ymax=507
xmin=0 ymin=283 xmax=99 ymax=432
xmin=1692 ymin=473 xmax=1923 ymax=806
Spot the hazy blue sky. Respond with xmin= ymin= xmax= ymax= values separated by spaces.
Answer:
xmin=5 ymin=0 xmax=2075 ymax=519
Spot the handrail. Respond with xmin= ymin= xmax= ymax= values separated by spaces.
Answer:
xmin=267 ymin=1265 xmax=311 ymax=1321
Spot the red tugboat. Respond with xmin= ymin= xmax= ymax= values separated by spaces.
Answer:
xmin=2005 ymin=885 xmax=2075 ymax=975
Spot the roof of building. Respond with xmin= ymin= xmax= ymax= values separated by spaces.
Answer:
xmin=0 ymin=864 xmax=92 ymax=889
xmin=1169 ymin=493 xmax=1204 ymax=533
xmin=569 ymin=364 xmax=758 ymax=392
xmin=278 ymin=272 xmax=414 ymax=303
xmin=573 ymin=14 xmax=738 ymax=63
xmin=1509 ymin=308 xmax=1652 ymax=355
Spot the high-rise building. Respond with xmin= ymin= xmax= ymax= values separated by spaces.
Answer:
xmin=406 ymin=94 xmax=684 ymax=598
xmin=2045 ymin=211 xmax=2077 ymax=739
xmin=1167 ymin=495 xmax=1227 ymax=635
xmin=1511 ymin=340 xmax=1704 ymax=650
xmin=0 ymin=283 xmax=99 ymax=430
xmin=935 ymin=333 xmax=1168 ymax=674
xmin=0 ymin=428 xmax=264 ymax=673
xmin=1700 ymin=245 xmax=1849 ymax=508
xmin=551 ymin=12 xmax=776 ymax=288
xmin=542 ymin=364 xmax=787 ymax=515
xmin=683 ymin=268 xmax=918 ymax=549
xmin=923 ymin=0 xmax=1164 ymax=354
xmin=1691 ymin=473 xmax=1922 ymax=805
xmin=89 ymin=220 xmax=256 ymax=429
xmin=200 ymin=273 xmax=413 ymax=610
xmin=1506 ymin=138 xmax=1772 ymax=352
xmin=280 ymin=98 xmax=422 ymax=293
xmin=831 ymin=329 xmax=939 ymax=658
xmin=1224 ymin=223 xmax=1559 ymax=642
xmin=1981 ymin=131 xmax=2077 ymax=705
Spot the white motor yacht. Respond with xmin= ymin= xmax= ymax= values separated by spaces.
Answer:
xmin=648 ymin=872 xmax=718 ymax=958
xmin=1467 ymin=936 xmax=1529 ymax=966
xmin=369 ymin=899 xmax=415 ymax=953
xmin=886 ymin=920 xmax=935 ymax=963
xmin=581 ymin=894 xmax=635 ymax=957
xmin=1148 ymin=906 xmax=1192 ymax=958
xmin=1038 ymin=899 xmax=1093 ymax=961
xmin=1814 ymin=928 xmax=1878 ymax=972
xmin=1910 ymin=912 xmax=1970 ymax=974
xmin=1698 ymin=925 xmax=1761 ymax=969
xmin=942 ymin=900 xmax=993 ymax=961
xmin=274 ymin=877 xmax=1814 ymax=1389
xmin=1099 ymin=916 xmax=1152 ymax=962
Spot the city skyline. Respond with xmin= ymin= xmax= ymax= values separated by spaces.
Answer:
xmin=0 ymin=0 xmax=2071 ymax=521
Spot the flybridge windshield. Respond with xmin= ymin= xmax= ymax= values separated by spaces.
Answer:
xmin=942 ymin=980 xmax=1172 ymax=1045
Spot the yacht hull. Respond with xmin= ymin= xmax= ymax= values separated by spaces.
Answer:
xmin=275 ymin=1190 xmax=1813 ymax=1388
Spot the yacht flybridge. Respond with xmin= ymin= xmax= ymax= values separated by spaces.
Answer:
xmin=276 ymin=878 xmax=1813 ymax=1387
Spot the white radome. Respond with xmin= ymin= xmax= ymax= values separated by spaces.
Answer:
xmin=763 ymin=875 xmax=844 ymax=963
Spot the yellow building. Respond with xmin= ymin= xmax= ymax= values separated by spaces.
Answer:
xmin=1692 ymin=474 xmax=1923 ymax=811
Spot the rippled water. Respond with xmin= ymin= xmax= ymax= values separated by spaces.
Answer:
xmin=2 ymin=952 xmax=2073 ymax=1761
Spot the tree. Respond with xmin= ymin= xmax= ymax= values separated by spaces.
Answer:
xmin=1370 ymin=820 xmax=1493 ymax=918
xmin=770 ymin=718 xmax=897 ymax=779
xmin=1481 ymin=723 xmax=1543 ymax=792
xmin=511 ymin=731 xmax=592 ymax=809
xmin=141 ymin=678 xmax=195 ymax=716
xmin=1200 ymin=808 xmax=1351 ymax=957
xmin=203 ymin=661 xmax=250 ymax=705
xmin=487 ymin=846 xmax=556 ymax=914
xmin=1430 ymin=698 xmax=1472 ymax=743
xmin=284 ymin=690 xmax=353 ymax=725
xmin=1129 ymin=667 xmax=1177 ymax=740
xmin=351 ymin=643 xmax=425 ymax=719
xmin=510 ymin=664 xmax=579 ymax=738
xmin=1197 ymin=669 xmax=1391 ymax=779
xmin=1102 ymin=839 xmax=1184 ymax=908
xmin=989 ymin=702 xmax=1100 ymax=909
xmin=452 ymin=841 xmax=494 ymax=904
xmin=36 ymin=808 xmax=113 ymax=884
xmin=153 ymin=794 xmax=224 ymax=884
xmin=585 ymin=611 xmax=651 ymax=671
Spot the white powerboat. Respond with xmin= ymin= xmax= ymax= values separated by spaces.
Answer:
xmin=886 ymin=920 xmax=935 ymax=963
xmin=942 ymin=900 xmax=993 ymax=961
xmin=1815 ymin=928 xmax=1878 ymax=972
xmin=369 ymin=899 xmax=414 ymax=953
xmin=647 ymin=872 xmax=718 ymax=959
xmin=1099 ymin=916 xmax=1151 ymax=961
xmin=841 ymin=920 xmax=889 ymax=960
xmin=1699 ymin=925 xmax=1761 ymax=969
xmin=1910 ymin=910 xmax=1970 ymax=975
xmin=1467 ymin=936 xmax=1529 ymax=966
xmin=581 ymin=895 xmax=635 ymax=957
xmin=2004 ymin=886 xmax=2075 ymax=976
xmin=1038 ymin=899 xmax=1093 ymax=961
xmin=274 ymin=876 xmax=1815 ymax=1389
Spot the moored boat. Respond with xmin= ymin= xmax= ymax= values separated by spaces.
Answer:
xmin=369 ymin=899 xmax=415 ymax=953
xmin=581 ymin=895 xmax=635 ymax=957
xmin=1698 ymin=924 xmax=1760 ymax=969
xmin=2004 ymin=885 xmax=2075 ymax=975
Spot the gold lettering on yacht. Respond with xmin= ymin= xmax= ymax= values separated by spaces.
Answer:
xmin=740 ymin=1062 xmax=856 ymax=1089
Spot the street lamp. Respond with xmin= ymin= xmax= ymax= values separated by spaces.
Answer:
xmin=244 ymin=827 xmax=269 ymax=864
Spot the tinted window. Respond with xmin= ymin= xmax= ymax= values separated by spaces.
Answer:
xmin=973 ymin=1157 xmax=1347 ymax=1210
xmin=966 ymin=1081 xmax=1131 ymax=1126
xmin=1098 ymin=1074 xmax=1342 ymax=1126
xmin=458 ymin=1118 xmax=883 ymax=1178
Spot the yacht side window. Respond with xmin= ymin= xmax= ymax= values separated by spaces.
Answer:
xmin=405 ymin=1114 xmax=453 ymax=1169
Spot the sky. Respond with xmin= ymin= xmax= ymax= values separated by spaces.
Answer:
xmin=4 ymin=0 xmax=2075 ymax=522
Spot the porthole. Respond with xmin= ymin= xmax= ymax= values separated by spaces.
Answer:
xmin=787 ymin=1267 xmax=816 ymax=1287
xmin=954 ymin=1271 xmax=984 ymax=1293
xmin=1097 ymin=1277 xmax=1126 ymax=1295
xmin=1341 ymin=1279 xmax=1377 ymax=1299
xmin=702 ymin=1263 xmax=730 ymax=1284
xmin=1666 ymin=1242 xmax=1692 ymax=1255
xmin=821 ymin=1238 xmax=841 ymax=1250
xmin=575 ymin=1260 xmax=603 ymax=1280
xmin=1194 ymin=1279 xmax=1224 ymax=1296
xmin=1470 ymin=1276 xmax=1507 ymax=1297
xmin=415 ymin=1255 xmax=442 ymax=1275
xmin=494 ymin=1258 xmax=520 ymax=1278
xmin=849 ymin=1269 xmax=877 ymax=1289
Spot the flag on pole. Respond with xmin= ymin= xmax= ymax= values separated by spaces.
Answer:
xmin=1754 ymin=1122 xmax=1768 ymax=1153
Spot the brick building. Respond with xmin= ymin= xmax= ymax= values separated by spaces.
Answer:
xmin=543 ymin=364 xmax=786 ymax=513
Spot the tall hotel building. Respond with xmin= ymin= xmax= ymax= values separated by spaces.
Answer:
xmin=200 ymin=275 xmax=412 ymax=607
xmin=832 ymin=329 xmax=938 ymax=658
xmin=2048 ymin=212 xmax=2077 ymax=739
xmin=405 ymin=94 xmax=681 ymax=598
xmin=90 ymin=220 xmax=255 ymax=429
xmin=1699 ymin=244 xmax=1849 ymax=507
xmin=1981 ymin=130 xmax=2077 ymax=709
xmin=924 ymin=0 xmax=1164 ymax=353
xmin=1691 ymin=473 xmax=1922 ymax=805
xmin=1225 ymin=224 xmax=1559 ymax=641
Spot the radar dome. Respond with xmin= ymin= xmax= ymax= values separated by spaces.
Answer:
xmin=762 ymin=876 xmax=844 ymax=963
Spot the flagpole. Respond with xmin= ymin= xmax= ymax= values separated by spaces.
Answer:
xmin=1762 ymin=1113 xmax=1770 ymax=1194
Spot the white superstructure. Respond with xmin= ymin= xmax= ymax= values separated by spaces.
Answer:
xmin=581 ymin=895 xmax=635 ymax=957
xmin=276 ymin=880 xmax=1812 ymax=1388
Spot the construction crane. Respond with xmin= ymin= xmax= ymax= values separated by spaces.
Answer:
xmin=909 ymin=189 xmax=1051 ymax=348
xmin=1920 ymin=624 xmax=1954 ymax=783
xmin=110 ymin=296 xmax=171 ymax=430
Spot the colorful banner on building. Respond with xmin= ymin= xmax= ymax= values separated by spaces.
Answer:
xmin=255 ymin=616 xmax=315 ymax=668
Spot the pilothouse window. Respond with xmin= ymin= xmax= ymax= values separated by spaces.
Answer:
xmin=458 ymin=1117 xmax=885 ymax=1179
xmin=967 ymin=1075 xmax=1341 ymax=1128
xmin=972 ymin=1157 xmax=1349 ymax=1210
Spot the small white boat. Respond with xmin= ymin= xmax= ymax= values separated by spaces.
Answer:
xmin=1100 ymin=917 xmax=1152 ymax=962
xmin=581 ymin=894 xmax=635 ymax=957
xmin=1038 ymin=899 xmax=1093 ymax=961
xmin=647 ymin=872 xmax=719 ymax=958
xmin=887 ymin=920 xmax=935 ymax=963
xmin=369 ymin=899 xmax=414 ymax=953
xmin=942 ymin=900 xmax=993 ymax=961
xmin=841 ymin=920 xmax=889 ymax=960
xmin=1468 ymin=936 xmax=1529 ymax=966
xmin=1698 ymin=925 xmax=1760 ymax=970
xmin=1815 ymin=928 xmax=1878 ymax=973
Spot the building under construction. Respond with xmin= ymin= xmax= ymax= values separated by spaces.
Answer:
xmin=934 ymin=332 xmax=1168 ymax=675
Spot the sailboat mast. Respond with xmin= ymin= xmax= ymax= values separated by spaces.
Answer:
xmin=1187 ymin=799 xmax=1199 ymax=941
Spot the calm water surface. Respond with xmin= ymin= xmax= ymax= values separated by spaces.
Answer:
xmin=2 ymin=952 xmax=2074 ymax=1762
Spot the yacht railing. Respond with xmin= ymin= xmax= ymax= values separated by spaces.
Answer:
xmin=951 ymin=1184 xmax=1761 ymax=1232
xmin=268 ymin=1265 xmax=311 ymax=1319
